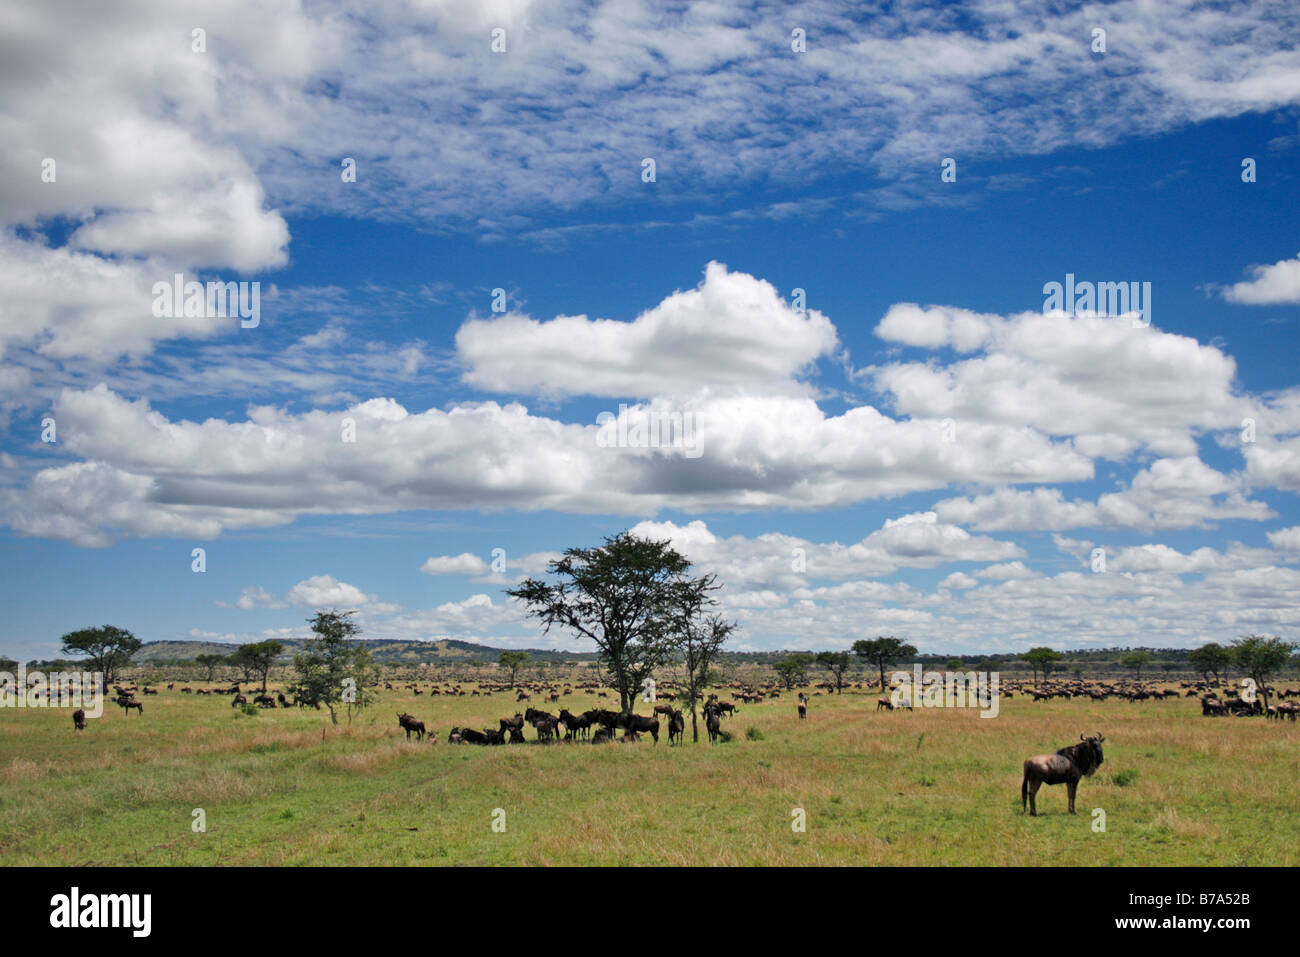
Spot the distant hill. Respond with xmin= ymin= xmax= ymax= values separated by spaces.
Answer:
xmin=133 ymin=638 xmax=600 ymax=666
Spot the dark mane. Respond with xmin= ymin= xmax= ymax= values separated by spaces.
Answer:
xmin=1056 ymin=740 xmax=1100 ymax=773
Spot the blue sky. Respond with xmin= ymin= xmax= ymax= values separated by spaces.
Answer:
xmin=3 ymin=1 xmax=1300 ymax=660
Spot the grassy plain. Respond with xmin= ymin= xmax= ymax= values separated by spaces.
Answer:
xmin=1 ymin=682 xmax=1296 ymax=866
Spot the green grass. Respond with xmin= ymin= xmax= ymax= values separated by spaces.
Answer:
xmin=1 ymin=687 xmax=1296 ymax=865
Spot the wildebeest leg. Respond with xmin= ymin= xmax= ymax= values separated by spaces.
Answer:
xmin=1027 ymin=778 xmax=1042 ymax=816
xmin=1067 ymin=780 xmax=1077 ymax=814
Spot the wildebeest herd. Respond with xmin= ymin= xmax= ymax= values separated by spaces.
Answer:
xmin=45 ymin=668 xmax=1300 ymax=821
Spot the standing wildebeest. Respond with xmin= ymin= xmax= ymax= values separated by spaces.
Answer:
xmin=705 ymin=708 xmax=722 ymax=744
xmin=875 ymin=697 xmax=893 ymax=712
xmin=797 ymin=693 xmax=807 ymax=720
xmin=1021 ymin=733 xmax=1105 ymax=816
xmin=232 ymin=694 xmax=248 ymax=708
xmin=500 ymin=713 xmax=525 ymax=737
xmin=397 ymin=712 xmax=426 ymax=741
xmin=73 ymin=709 xmax=86 ymax=731
xmin=559 ymin=709 xmax=590 ymax=741
xmin=619 ymin=711 xmax=660 ymax=744
xmin=667 ymin=709 xmax=685 ymax=745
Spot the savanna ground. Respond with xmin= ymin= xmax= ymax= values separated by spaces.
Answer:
xmin=1 ymin=681 xmax=1296 ymax=866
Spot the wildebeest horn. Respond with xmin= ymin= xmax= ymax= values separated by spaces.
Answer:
xmin=1080 ymin=732 xmax=1087 ymax=741
xmin=1096 ymin=732 xmax=1105 ymax=742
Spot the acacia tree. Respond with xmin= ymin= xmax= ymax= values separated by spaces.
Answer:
xmin=507 ymin=532 xmax=718 ymax=713
xmin=817 ymin=651 xmax=851 ymax=694
xmin=1188 ymin=642 xmax=1230 ymax=685
xmin=1121 ymin=650 xmax=1151 ymax=678
xmin=233 ymin=640 xmax=284 ymax=693
xmin=1232 ymin=634 xmax=1296 ymax=709
xmin=195 ymin=653 xmax=227 ymax=683
xmin=291 ymin=610 xmax=377 ymax=725
xmin=773 ymin=653 xmax=814 ymax=690
xmin=499 ymin=651 xmax=529 ymax=687
xmin=853 ymin=636 xmax=918 ymax=691
xmin=60 ymin=625 xmax=142 ymax=688
xmin=672 ymin=613 xmax=735 ymax=743
xmin=1021 ymin=646 xmax=1063 ymax=686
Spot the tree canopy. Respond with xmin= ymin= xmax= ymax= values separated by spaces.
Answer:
xmin=853 ymin=636 xmax=918 ymax=691
xmin=291 ymin=611 xmax=377 ymax=725
xmin=1021 ymin=646 xmax=1064 ymax=685
xmin=1231 ymin=634 xmax=1296 ymax=708
xmin=507 ymin=531 xmax=719 ymax=712
xmin=59 ymin=625 xmax=141 ymax=687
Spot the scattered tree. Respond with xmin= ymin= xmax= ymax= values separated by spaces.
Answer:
xmin=773 ymin=653 xmax=815 ymax=690
xmin=852 ymin=636 xmax=918 ymax=691
xmin=1120 ymin=650 xmax=1151 ymax=678
xmin=232 ymin=641 xmax=284 ymax=693
xmin=672 ymin=612 xmax=736 ymax=742
xmin=291 ymin=610 xmax=377 ymax=726
xmin=817 ymin=651 xmax=851 ymax=693
xmin=195 ymin=653 xmax=227 ymax=683
xmin=498 ymin=650 xmax=530 ymax=687
xmin=1231 ymin=634 xmax=1297 ymax=709
xmin=1021 ymin=647 xmax=1063 ymax=686
xmin=507 ymin=532 xmax=718 ymax=713
xmin=1188 ymin=642 xmax=1231 ymax=686
xmin=59 ymin=625 xmax=142 ymax=689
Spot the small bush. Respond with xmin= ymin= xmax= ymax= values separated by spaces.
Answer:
xmin=919 ymin=775 xmax=936 ymax=787
xmin=745 ymin=726 xmax=764 ymax=741
xmin=1112 ymin=769 xmax=1139 ymax=788
xmin=240 ymin=703 xmax=259 ymax=717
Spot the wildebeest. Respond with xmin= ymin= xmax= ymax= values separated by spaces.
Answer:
xmin=667 ymin=709 xmax=684 ymax=745
xmin=457 ymin=727 xmax=490 ymax=745
xmin=876 ymin=697 xmax=893 ymax=712
xmin=592 ymin=727 xmax=612 ymax=744
xmin=705 ymin=709 xmax=722 ymax=744
xmin=619 ymin=711 xmax=659 ymax=744
xmin=559 ymin=709 xmax=590 ymax=741
xmin=797 ymin=694 xmax=807 ymax=720
xmin=397 ymin=712 xmax=426 ymax=741
xmin=120 ymin=699 xmax=143 ymax=715
xmin=525 ymin=707 xmax=561 ymax=742
xmin=232 ymin=694 xmax=248 ymax=708
xmin=72 ymin=709 xmax=86 ymax=731
xmin=500 ymin=713 xmax=525 ymax=737
xmin=1021 ymin=733 xmax=1105 ymax=816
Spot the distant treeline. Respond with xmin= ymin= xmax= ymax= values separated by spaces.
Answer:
xmin=5 ymin=640 xmax=1270 ymax=678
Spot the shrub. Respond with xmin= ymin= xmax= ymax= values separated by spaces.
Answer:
xmin=745 ymin=726 xmax=764 ymax=741
xmin=1112 ymin=769 xmax=1139 ymax=788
